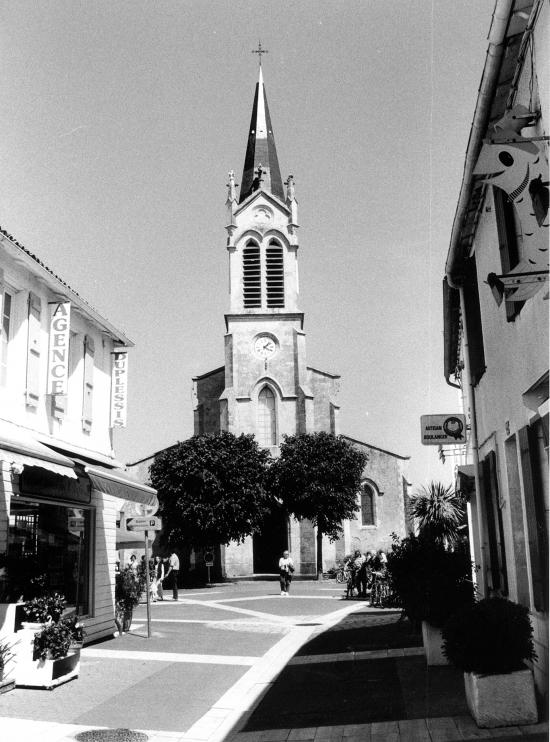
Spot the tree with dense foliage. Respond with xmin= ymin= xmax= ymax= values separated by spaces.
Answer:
xmin=149 ymin=432 xmax=272 ymax=550
xmin=269 ymin=432 xmax=368 ymax=578
xmin=409 ymin=481 xmax=466 ymax=546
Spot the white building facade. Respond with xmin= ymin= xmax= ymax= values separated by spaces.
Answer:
xmin=0 ymin=227 xmax=156 ymax=644
xmin=443 ymin=0 xmax=548 ymax=699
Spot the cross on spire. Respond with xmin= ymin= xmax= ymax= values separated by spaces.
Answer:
xmin=252 ymin=41 xmax=268 ymax=66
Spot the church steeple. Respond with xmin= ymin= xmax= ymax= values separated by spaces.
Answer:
xmin=239 ymin=66 xmax=285 ymax=204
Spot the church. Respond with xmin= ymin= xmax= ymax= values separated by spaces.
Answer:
xmin=129 ymin=63 xmax=411 ymax=578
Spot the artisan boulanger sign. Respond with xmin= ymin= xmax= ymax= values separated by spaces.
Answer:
xmin=47 ymin=301 xmax=71 ymax=395
xmin=111 ymin=349 xmax=128 ymax=428
xmin=420 ymin=414 xmax=467 ymax=445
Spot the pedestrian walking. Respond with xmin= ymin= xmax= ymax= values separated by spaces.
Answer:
xmin=127 ymin=554 xmax=138 ymax=572
xmin=278 ymin=549 xmax=294 ymax=596
xmin=164 ymin=550 xmax=180 ymax=600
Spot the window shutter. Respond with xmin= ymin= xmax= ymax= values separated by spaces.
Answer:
xmin=26 ymin=291 xmax=42 ymax=407
xmin=266 ymin=241 xmax=284 ymax=307
xmin=462 ymin=256 xmax=486 ymax=386
xmin=518 ymin=425 xmax=547 ymax=611
xmin=82 ymin=334 xmax=94 ymax=432
xmin=243 ymin=241 xmax=261 ymax=307
xmin=493 ymin=187 xmax=524 ymax=321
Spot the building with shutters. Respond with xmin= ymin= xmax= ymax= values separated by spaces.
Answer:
xmin=0 ymin=227 xmax=157 ymax=644
xmin=129 ymin=65 xmax=411 ymax=579
xmin=443 ymin=0 xmax=548 ymax=698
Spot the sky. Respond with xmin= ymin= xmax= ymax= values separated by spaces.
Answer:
xmin=0 ymin=0 xmax=497 ymax=489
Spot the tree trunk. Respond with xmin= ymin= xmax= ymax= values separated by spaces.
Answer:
xmin=316 ymin=525 xmax=323 ymax=580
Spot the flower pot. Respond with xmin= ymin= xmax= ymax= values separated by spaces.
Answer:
xmin=464 ymin=667 xmax=538 ymax=728
xmin=422 ymin=620 xmax=449 ymax=665
xmin=15 ymin=649 xmax=80 ymax=689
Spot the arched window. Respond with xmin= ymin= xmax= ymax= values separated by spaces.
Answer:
xmin=361 ymin=483 xmax=375 ymax=526
xmin=243 ymin=240 xmax=261 ymax=307
xmin=266 ymin=240 xmax=284 ymax=307
xmin=257 ymin=386 xmax=277 ymax=447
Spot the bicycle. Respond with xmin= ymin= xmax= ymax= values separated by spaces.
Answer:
xmin=335 ymin=565 xmax=351 ymax=584
xmin=370 ymin=572 xmax=390 ymax=607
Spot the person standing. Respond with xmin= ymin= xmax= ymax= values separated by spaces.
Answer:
xmin=164 ymin=550 xmax=180 ymax=600
xmin=153 ymin=555 xmax=164 ymax=601
xmin=278 ymin=550 xmax=294 ymax=596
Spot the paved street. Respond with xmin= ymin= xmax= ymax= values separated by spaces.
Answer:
xmin=0 ymin=581 xmax=547 ymax=742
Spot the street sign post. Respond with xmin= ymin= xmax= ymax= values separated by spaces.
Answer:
xmin=420 ymin=414 xmax=467 ymax=445
xmin=126 ymin=517 xmax=162 ymax=638
xmin=204 ymin=550 xmax=214 ymax=584
xmin=126 ymin=516 xmax=162 ymax=531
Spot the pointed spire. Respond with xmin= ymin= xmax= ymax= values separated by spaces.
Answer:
xmin=239 ymin=66 xmax=285 ymax=203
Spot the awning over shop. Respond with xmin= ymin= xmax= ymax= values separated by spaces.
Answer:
xmin=84 ymin=464 xmax=158 ymax=508
xmin=0 ymin=427 xmax=77 ymax=479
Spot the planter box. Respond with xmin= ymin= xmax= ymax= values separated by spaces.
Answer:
xmin=464 ymin=668 xmax=538 ymax=728
xmin=0 ymin=677 xmax=15 ymax=694
xmin=15 ymin=650 xmax=80 ymax=690
xmin=422 ymin=620 xmax=448 ymax=665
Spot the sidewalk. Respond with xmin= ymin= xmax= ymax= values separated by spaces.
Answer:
xmin=228 ymin=607 xmax=549 ymax=742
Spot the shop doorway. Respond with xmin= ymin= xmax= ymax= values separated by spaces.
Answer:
xmin=253 ymin=505 xmax=288 ymax=574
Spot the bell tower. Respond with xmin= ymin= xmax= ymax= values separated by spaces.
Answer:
xmin=221 ymin=64 xmax=311 ymax=447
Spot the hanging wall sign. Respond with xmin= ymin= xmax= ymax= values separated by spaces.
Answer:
xmin=420 ymin=414 xmax=467 ymax=445
xmin=111 ymin=349 xmax=128 ymax=428
xmin=47 ymin=302 xmax=71 ymax=395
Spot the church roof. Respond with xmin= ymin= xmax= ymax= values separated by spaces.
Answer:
xmin=239 ymin=66 xmax=285 ymax=204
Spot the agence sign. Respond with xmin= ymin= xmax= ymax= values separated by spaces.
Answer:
xmin=47 ymin=302 xmax=71 ymax=395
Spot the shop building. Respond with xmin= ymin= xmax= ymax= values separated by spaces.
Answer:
xmin=0 ymin=227 xmax=156 ymax=644
xmin=443 ymin=0 xmax=548 ymax=698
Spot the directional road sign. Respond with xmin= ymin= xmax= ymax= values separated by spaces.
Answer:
xmin=126 ymin=516 xmax=162 ymax=531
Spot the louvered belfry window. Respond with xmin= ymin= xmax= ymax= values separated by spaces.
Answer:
xmin=266 ymin=240 xmax=284 ymax=307
xmin=243 ymin=241 xmax=261 ymax=307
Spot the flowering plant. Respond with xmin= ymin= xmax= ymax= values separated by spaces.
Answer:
xmin=33 ymin=616 xmax=84 ymax=661
xmin=23 ymin=593 xmax=66 ymax=623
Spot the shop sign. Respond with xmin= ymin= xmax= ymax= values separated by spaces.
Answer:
xmin=420 ymin=414 xmax=467 ymax=445
xmin=47 ymin=302 xmax=71 ymax=395
xmin=110 ymin=350 xmax=128 ymax=428
xmin=68 ymin=517 xmax=85 ymax=531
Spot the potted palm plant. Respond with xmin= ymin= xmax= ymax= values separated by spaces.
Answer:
xmin=387 ymin=533 xmax=474 ymax=664
xmin=442 ymin=597 xmax=538 ymax=728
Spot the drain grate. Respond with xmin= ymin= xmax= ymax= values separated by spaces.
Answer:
xmin=74 ymin=729 xmax=149 ymax=742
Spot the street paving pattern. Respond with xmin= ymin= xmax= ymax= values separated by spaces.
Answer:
xmin=0 ymin=580 xmax=364 ymax=742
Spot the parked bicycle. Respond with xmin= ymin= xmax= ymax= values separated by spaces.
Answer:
xmin=335 ymin=564 xmax=351 ymax=584
xmin=370 ymin=572 xmax=390 ymax=607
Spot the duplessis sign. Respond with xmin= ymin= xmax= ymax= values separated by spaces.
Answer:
xmin=111 ymin=350 xmax=128 ymax=428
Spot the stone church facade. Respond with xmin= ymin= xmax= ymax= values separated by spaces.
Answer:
xmin=128 ymin=66 xmax=410 ymax=577
xmin=182 ymin=66 xmax=411 ymax=577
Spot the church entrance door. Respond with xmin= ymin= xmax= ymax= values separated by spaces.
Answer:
xmin=253 ymin=505 xmax=288 ymax=574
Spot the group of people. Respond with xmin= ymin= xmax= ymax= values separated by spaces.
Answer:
xmin=345 ymin=548 xmax=387 ymax=600
xmin=124 ymin=551 xmax=180 ymax=601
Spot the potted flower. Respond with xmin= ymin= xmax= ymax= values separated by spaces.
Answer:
xmin=442 ymin=597 xmax=538 ymax=728
xmin=22 ymin=593 xmax=66 ymax=627
xmin=387 ymin=534 xmax=474 ymax=664
xmin=115 ymin=567 xmax=143 ymax=635
xmin=15 ymin=613 xmax=83 ymax=689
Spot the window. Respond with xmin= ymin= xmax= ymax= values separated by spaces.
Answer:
xmin=1 ymin=288 xmax=12 ymax=386
xmin=493 ymin=186 xmax=525 ymax=321
xmin=360 ymin=483 xmax=375 ymax=526
xmin=266 ymin=240 xmax=284 ymax=307
xmin=257 ymin=386 xmax=277 ymax=447
xmin=243 ymin=241 xmax=261 ymax=307
xmin=8 ymin=498 xmax=92 ymax=616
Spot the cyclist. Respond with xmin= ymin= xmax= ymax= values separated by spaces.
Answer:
xmin=370 ymin=550 xmax=389 ymax=607
xmin=358 ymin=551 xmax=374 ymax=598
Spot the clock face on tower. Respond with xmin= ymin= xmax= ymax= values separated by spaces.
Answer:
xmin=253 ymin=333 xmax=278 ymax=359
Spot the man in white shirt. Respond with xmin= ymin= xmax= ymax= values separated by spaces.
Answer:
xmin=164 ymin=551 xmax=180 ymax=601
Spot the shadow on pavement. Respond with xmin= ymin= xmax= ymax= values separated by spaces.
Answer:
xmin=244 ymin=610 xmax=469 ymax=731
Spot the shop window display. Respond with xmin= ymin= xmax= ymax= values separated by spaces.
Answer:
xmin=7 ymin=499 xmax=91 ymax=615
